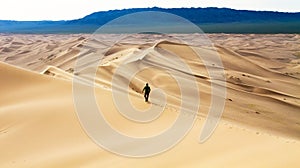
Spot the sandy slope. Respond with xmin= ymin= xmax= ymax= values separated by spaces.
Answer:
xmin=1 ymin=34 xmax=300 ymax=167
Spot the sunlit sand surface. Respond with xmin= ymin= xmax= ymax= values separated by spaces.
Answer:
xmin=1 ymin=34 xmax=300 ymax=167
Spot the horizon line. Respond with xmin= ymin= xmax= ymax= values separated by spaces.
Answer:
xmin=0 ymin=7 xmax=299 ymax=22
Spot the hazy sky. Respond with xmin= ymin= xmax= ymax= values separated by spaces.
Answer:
xmin=1 ymin=0 xmax=299 ymax=21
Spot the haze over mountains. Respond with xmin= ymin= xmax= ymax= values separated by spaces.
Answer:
xmin=0 ymin=7 xmax=300 ymax=33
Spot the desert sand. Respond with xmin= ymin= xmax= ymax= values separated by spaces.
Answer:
xmin=0 ymin=34 xmax=300 ymax=167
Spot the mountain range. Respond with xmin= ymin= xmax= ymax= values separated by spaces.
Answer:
xmin=0 ymin=7 xmax=300 ymax=34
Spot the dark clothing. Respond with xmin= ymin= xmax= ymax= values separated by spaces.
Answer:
xmin=143 ymin=85 xmax=151 ymax=102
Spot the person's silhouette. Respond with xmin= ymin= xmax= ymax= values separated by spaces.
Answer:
xmin=142 ymin=83 xmax=151 ymax=102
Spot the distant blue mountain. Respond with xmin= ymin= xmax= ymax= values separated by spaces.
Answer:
xmin=0 ymin=7 xmax=300 ymax=33
xmin=72 ymin=7 xmax=300 ymax=24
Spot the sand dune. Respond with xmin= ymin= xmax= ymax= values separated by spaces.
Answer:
xmin=1 ymin=34 xmax=300 ymax=167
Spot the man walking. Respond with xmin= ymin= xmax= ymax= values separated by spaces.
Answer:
xmin=142 ymin=83 xmax=151 ymax=102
